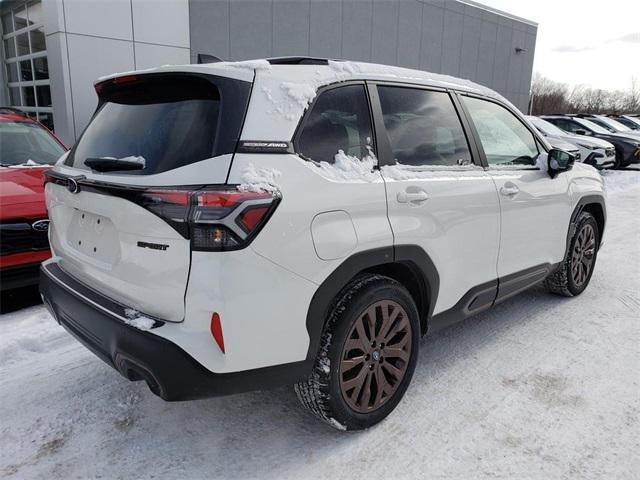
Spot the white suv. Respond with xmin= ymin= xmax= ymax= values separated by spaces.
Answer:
xmin=41 ymin=58 xmax=606 ymax=431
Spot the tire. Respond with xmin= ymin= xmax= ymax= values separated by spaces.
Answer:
xmin=294 ymin=274 xmax=420 ymax=431
xmin=544 ymin=212 xmax=599 ymax=297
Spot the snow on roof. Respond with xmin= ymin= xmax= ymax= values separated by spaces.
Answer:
xmin=96 ymin=58 xmax=505 ymax=101
xmin=96 ymin=58 xmax=512 ymax=141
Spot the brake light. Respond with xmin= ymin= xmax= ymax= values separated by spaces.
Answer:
xmin=136 ymin=187 xmax=279 ymax=251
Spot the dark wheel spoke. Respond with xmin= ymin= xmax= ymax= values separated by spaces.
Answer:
xmin=571 ymin=223 xmax=596 ymax=287
xmin=340 ymin=299 xmax=412 ymax=413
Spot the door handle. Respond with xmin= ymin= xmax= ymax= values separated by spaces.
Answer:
xmin=500 ymin=185 xmax=520 ymax=197
xmin=397 ymin=190 xmax=429 ymax=204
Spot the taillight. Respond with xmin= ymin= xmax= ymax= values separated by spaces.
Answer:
xmin=137 ymin=187 xmax=279 ymax=251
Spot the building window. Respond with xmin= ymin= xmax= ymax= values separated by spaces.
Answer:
xmin=1 ymin=1 xmax=54 ymax=131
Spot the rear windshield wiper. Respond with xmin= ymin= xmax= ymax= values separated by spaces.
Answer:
xmin=84 ymin=156 xmax=145 ymax=172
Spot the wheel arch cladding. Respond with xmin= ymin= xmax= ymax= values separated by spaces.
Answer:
xmin=570 ymin=195 xmax=606 ymax=249
xmin=304 ymin=245 xmax=439 ymax=361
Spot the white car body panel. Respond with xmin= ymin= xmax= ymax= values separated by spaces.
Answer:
xmin=381 ymin=166 xmax=500 ymax=314
xmin=489 ymin=168 xmax=572 ymax=277
xmin=43 ymin=59 xmax=607 ymax=379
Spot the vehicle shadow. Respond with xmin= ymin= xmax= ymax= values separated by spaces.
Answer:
xmin=1 ymin=285 xmax=42 ymax=314
xmin=80 ymin=285 xmax=571 ymax=478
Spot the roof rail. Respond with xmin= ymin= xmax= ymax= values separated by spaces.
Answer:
xmin=0 ymin=106 xmax=28 ymax=117
xmin=266 ymin=56 xmax=337 ymax=66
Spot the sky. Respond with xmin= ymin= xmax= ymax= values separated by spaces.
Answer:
xmin=476 ymin=0 xmax=640 ymax=92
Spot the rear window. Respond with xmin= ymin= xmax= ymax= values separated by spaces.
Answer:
xmin=66 ymin=74 xmax=251 ymax=174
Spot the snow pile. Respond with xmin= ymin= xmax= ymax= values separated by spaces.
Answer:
xmin=280 ymin=82 xmax=317 ymax=110
xmin=309 ymin=149 xmax=378 ymax=182
xmin=381 ymin=163 xmax=485 ymax=181
xmin=226 ymin=59 xmax=272 ymax=71
xmin=602 ymin=169 xmax=640 ymax=194
xmin=238 ymin=163 xmax=282 ymax=193
xmin=123 ymin=309 xmax=155 ymax=331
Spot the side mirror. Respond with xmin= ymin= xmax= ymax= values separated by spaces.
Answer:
xmin=548 ymin=148 xmax=575 ymax=178
xmin=575 ymin=129 xmax=589 ymax=136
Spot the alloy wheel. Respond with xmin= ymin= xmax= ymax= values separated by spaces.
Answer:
xmin=339 ymin=300 xmax=412 ymax=413
xmin=571 ymin=223 xmax=596 ymax=287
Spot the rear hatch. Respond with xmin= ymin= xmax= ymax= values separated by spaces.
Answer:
xmin=45 ymin=72 xmax=252 ymax=322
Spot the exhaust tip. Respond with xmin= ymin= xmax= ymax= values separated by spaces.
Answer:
xmin=114 ymin=353 xmax=167 ymax=399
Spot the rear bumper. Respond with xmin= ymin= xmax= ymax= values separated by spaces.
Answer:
xmin=40 ymin=262 xmax=311 ymax=401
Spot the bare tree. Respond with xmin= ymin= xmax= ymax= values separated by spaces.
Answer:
xmin=530 ymin=75 xmax=639 ymax=115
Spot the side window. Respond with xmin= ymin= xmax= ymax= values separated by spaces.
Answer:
xmin=556 ymin=119 xmax=581 ymax=134
xmin=463 ymin=96 xmax=539 ymax=166
xmin=377 ymin=86 xmax=472 ymax=166
xmin=296 ymin=84 xmax=373 ymax=164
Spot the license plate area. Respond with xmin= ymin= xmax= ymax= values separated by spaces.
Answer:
xmin=67 ymin=209 xmax=120 ymax=264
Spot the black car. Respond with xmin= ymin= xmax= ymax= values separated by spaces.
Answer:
xmin=607 ymin=115 xmax=640 ymax=131
xmin=542 ymin=115 xmax=640 ymax=168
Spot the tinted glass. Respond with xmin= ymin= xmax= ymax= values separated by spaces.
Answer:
xmin=573 ymin=118 xmax=610 ymax=134
xmin=16 ymin=32 xmax=29 ymax=56
xmin=33 ymin=56 xmax=48 ymax=79
xmin=463 ymin=96 xmax=538 ymax=166
xmin=30 ymin=27 xmax=45 ymax=53
xmin=14 ymin=7 xmax=27 ymax=30
xmin=0 ymin=121 xmax=65 ymax=165
xmin=1 ymin=13 xmax=13 ymax=33
xmin=587 ymin=118 xmax=615 ymax=132
xmin=36 ymin=85 xmax=51 ymax=107
xmin=19 ymin=59 xmax=32 ymax=80
xmin=3 ymin=38 xmax=16 ymax=59
xmin=6 ymin=62 xmax=18 ymax=83
xmin=22 ymin=85 xmax=35 ymax=106
xmin=378 ymin=86 xmax=471 ymax=166
xmin=67 ymin=75 xmax=250 ymax=175
xmin=297 ymin=84 xmax=373 ymax=164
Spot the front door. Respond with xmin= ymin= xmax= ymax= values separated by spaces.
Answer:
xmin=460 ymin=95 xmax=572 ymax=285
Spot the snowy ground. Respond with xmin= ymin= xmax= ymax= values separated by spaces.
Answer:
xmin=1 ymin=170 xmax=638 ymax=480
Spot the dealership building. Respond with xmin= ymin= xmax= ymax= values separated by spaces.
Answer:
xmin=0 ymin=0 xmax=537 ymax=147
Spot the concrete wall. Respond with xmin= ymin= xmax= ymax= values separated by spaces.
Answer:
xmin=189 ymin=0 xmax=537 ymax=112
xmin=43 ymin=0 xmax=191 ymax=145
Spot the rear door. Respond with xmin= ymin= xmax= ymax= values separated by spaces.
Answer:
xmin=459 ymin=95 xmax=571 ymax=284
xmin=373 ymin=83 xmax=501 ymax=317
xmin=45 ymin=73 xmax=252 ymax=321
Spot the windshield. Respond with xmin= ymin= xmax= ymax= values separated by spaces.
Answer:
xmin=615 ymin=117 xmax=640 ymax=129
xmin=66 ymin=74 xmax=251 ymax=175
xmin=596 ymin=117 xmax=631 ymax=132
xmin=0 ymin=121 xmax=65 ymax=166
xmin=574 ymin=118 xmax=611 ymax=135
xmin=528 ymin=117 xmax=567 ymax=137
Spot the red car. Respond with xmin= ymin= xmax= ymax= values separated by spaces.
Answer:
xmin=1 ymin=108 xmax=67 ymax=291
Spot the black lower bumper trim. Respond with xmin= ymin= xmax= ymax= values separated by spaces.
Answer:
xmin=40 ymin=264 xmax=312 ymax=401
xmin=1 ymin=262 xmax=42 ymax=291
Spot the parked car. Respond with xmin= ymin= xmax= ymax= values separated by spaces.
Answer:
xmin=608 ymin=114 xmax=640 ymax=130
xmin=526 ymin=116 xmax=615 ymax=169
xmin=40 ymin=58 xmax=606 ymax=430
xmin=0 ymin=108 xmax=67 ymax=291
xmin=575 ymin=114 xmax=640 ymax=139
xmin=542 ymin=115 xmax=640 ymax=168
